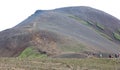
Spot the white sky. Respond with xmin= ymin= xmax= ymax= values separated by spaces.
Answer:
xmin=0 ymin=0 xmax=120 ymax=31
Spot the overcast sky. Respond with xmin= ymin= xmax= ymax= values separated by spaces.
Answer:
xmin=0 ymin=0 xmax=120 ymax=31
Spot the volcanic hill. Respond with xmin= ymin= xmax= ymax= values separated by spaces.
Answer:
xmin=0 ymin=6 xmax=120 ymax=57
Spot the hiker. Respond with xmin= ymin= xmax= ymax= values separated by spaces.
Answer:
xmin=99 ymin=53 xmax=102 ymax=58
xmin=109 ymin=54 xmax=112 ymax=58
xmin=115 ymin=54 xmax=118 ymax=58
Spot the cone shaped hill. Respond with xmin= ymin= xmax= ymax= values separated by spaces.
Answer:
xmin=0 ymin=6 xmax=120 ymax=58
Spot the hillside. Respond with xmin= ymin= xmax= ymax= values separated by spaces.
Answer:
xmin=0 ymin=6 xmax=120 ymax=57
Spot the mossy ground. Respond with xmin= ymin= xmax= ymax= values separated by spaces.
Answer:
xmin=18 ymin=47 xmax=47 ymax=58
xmin=113 ymin=32 xmax=120 ymax=40
xmin=96 ymin=23 xmax=104 ymax=30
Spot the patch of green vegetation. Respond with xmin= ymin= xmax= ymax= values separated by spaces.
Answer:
xmin=69 ymin=15 xmax=96 ymax=26
xmin=18 ymin=47 xmax=47 ymax=58
xmin=95 ymin=30 xmax=112 ymax=40
xmin=100 ymin=33 xmax=112 ymax=40
xmin=113 ymin=32 xmax=120 ymax=40
xmin=68 ymin=15 xmax=89 ymax=25
xmin=86 ymin=21 xmax=94 ymax=25
xmin=96 ymin=23 xmax=104 ymax=30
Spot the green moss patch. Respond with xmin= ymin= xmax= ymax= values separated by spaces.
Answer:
xmin=96 ymin=23 xmax=104 ymax=30
xmin=86 ymin=21 xmax=94 ymax=25
xmin=113 ymin=32 xmax=120 ymax=40
xmin=95 ymin=30 xmax=112 ymax=40
xmin=18 ymin=47 xmax=47 ymax=58
xmin=68 ymin=15 xmax=89 ymax=25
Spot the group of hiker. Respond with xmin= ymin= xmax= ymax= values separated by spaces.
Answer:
xmin=99 ymin=53 xmax=120 ymax=58
xmin=86 ymin=51 xmax=120 ymax=58
xmin=108 ymin=53 xmax=120 ymax=58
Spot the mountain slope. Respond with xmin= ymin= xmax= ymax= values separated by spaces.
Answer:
xmin=0 ymin=6 xmax=120 ymax=57
xmin=55 ymin=6 xmax=120 ymax=42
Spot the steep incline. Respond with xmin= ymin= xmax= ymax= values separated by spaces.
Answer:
xmin=55 ymin=6 xmax=120 ymax=42
xmin=0 ymin=6 xmax=120 ymax=57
